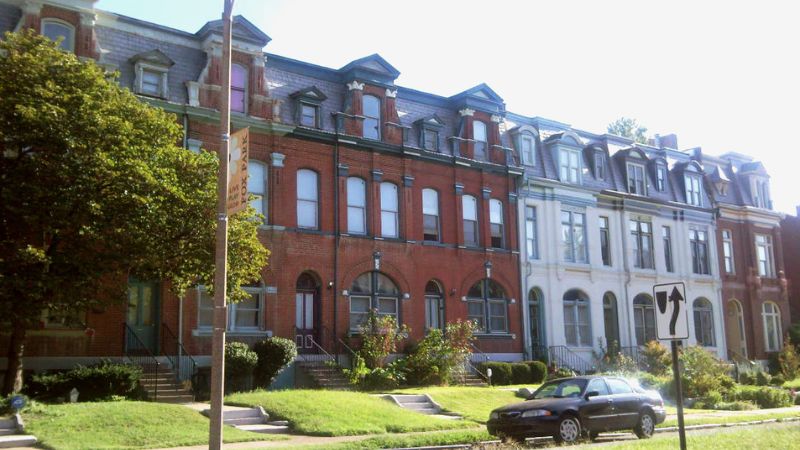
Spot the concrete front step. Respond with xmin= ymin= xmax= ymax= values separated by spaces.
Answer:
xmin=387 ymin=394 xmax=442 ymax=415
xmin=0 ymin=435 xmax=37 ymax=448
xmin=392 ymin=394 xmax=428 ymax=403
xmin=235 ymin=424 xmax=290 ymax=434
xmin=0 ymin=431 xmax=14 ymax=437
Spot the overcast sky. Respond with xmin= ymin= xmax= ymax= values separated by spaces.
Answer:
xmin=96 ymin=0 xmax=800 ymax=215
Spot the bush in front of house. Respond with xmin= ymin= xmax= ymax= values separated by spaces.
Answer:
xmin=26 ymin=361 xmax=142 ymax=402
xmin=480 ymin=362 xmax=513 ymax=385
xmin=511 ymin=363 xmax=531 ymax=384
xmin=252 ymin=337 xmax=297 ymax=388
xmin=547 ymin=366 xmax=576 ymax=381
xmin=403 ymin=320 xmax=477 ymax=386
xmin=777 ymin=336 xmax=800 ymax=380
xmin=641 ymin=340 xmax=671 ymax=376
xmin=225 ymin=341 xmax=258 ymax=393
xmin=524 ymin=361 xmax=548 ymax=384
xmin=734 ymin=385 xmax=793 ymax=408
xmin=679 ymin=345 xmax=735 ymax=400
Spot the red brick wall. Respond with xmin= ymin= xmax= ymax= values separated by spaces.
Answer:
xmin=780 ymin=215 xmax=800 ymax=323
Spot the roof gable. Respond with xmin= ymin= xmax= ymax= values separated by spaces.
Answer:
xmin=340 ymin=54 xmax=400 ymax=84
xmin=196 ymin=15 xmax=271 ymax=47
xmin=289 ymin=86 xmax=328 ymax=102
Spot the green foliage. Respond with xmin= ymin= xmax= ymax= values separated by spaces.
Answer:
xmin=0 ymin=30 xmax=268 ymax=394
xmin=756 ymin=371 xmax=772 ymax=386
xmin=595 ymin=339 xmax=638 ymax=375
xmin=713 ymin=400 xmax=757 ymax=411
xmin=607 ymin=117 xmax=649 ymax=144
xmin=357 ymin=311 xmax=409 ymax=369
xmin=547 ymin=366 xmax=576 ymax=381
xmin=360 ymin=362 xmax=405 ymax=391
xmin=1 ymin=393 xmax=31 ymax=414
xmin=696 ymin=390 xmax=723 ymax=409
xmin=789 ymin=322 xmax=800 ymax=345
xmin=252 ymin=337 xmax=297 ymax=388
xmin=734 ymin=385 xmax=793 ymax=408
xmin=511 ymin=363 xmax=531 ymax=384
xmin=642 ymin=340 xmax=671 ymax=376
xmin=679 ymin=345 xmax=734 ymax=399
xmin=771 ymin=374 xmax=786 ymax=386
xmin=777 ymin=335 xmax=800 ymax=380
xmin=479 ymin=362 xmax=513 ymax=385
xmin=224 ymin=342 xmax=258 ymax=377
xmin=637 ymin=372 xmax=671 ymax=392
xmin=739 ymin=372 xmax=756 ymax=385
xmin=524 ymin=360 xmax=548 ymax=383
xmin=26 ymin=361 xmax=142 ymax=402
xmin=403 ymin=320 xmax=477 ymax=386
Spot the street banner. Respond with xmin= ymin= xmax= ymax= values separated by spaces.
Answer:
xmin=227 ymin=127 xmax=249 ymax=214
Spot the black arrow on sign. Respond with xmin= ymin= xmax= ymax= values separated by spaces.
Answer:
xmin=669 ymin=286 xmax=684 ymax=335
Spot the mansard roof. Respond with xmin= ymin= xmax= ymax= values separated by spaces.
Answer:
xmin=129 ymin=49 xmax=174 ymax=67
xmin=196 ymin=15 xmax=271 ymax=47
xmin=0 ymin=2 xmax=19 ymax=34
xmin=449 ymin=83 xmax=505 ymax=114
xmin=289 ymin=86 xmax=328 ymax=102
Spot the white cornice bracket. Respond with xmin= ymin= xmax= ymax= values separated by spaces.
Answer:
xmin=459 ymin=108 xmax=475 ymax=117
xmin=347 ymin=80 xmax=365 ymax=91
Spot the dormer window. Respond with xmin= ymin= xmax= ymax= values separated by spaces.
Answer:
xmin=290 ymin=86 xmax=327 ymax=129
xmin=595 ymin=151 xmax=606 ymax=180
xmin=362 ymin=95 xmax=381 ymax=140
xmin=656 ymin=164 xmax=667 ymax=191
xmin=753 ymin=178 xmax=771 ymax=209
xmin=130 ymin=49 xmax=174 ymax=100
xmin=627 ymin=163 xmax=646 ymax=195
xmin=231 ymin=64 xmax=247 ymax=113
xmin=42 ymin=19 xmax=75 ymax=52
xmin=520 ymin=133 xmax=536 ymax=166
xmin=473 ymin=121 xmax=488 ymax=161
xmin=559 ymin=148 xmax=581 ymax=184
xmin=685 ymin=174 xmax=703 ymax=206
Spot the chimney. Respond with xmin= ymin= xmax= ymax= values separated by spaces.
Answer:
xmin=656 ymin=133 xmax=679 ymax=150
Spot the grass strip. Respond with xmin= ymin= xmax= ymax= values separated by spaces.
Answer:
xmin=389 ymin=386 xmax=523 ymax=423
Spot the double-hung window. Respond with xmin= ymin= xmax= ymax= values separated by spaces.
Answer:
xmin=473 ymin=121 xmax=488 ymax=161
xmin=656 ymin=165 xmax=667 ymax=191
xmin=563 ymin=290 xmax=591 ymax=346
xmin=198 ymin=285 xmax=263 ymax=332
xmin=520 ymin=133 xmax=535 ymax=166
xmin=690 ymin=228 xmax=710 ymax=275
xmin=559 ymin=148 xmax=581 ymax=184
xmin=755 ymin=234 xmax=775 ymax=277
xmin=296 ymin=169 xmax=318 ymax=229
xmin=42 ymin=19 xmax=75 ymax=52
xmin=630 ymin=218 xmax=654 ymax=269
xmin=422 ymin=189 xmax=440 ymax=241
xmin=231 ymin=64 xmax=247 ymax=113
xmin=595 ymin=152 xmax=606 ymax=180
xmin=380 ymin=182 xmax=399 ymax=238
xmin=489 ymin=199 xmax=504 ymax=248
xmin=561 ymin=211 xmax=587 ymax=263
xmin=300 ymin=103 xmax=318 ymax=127
xmin=347 ymin=177 xmax=367 ymax=235
xmin=663 ymin=226 xmax=674 ymax=272
xmin=762 ymin=302 xmax=782 ymax=352
xmin=722 ymin=229 xmax=735 ymax=274
xmin=362 ymin=95 xmax=381 ymax=140
xmin=685 ymin=175 xmax=702 ymax=206
xmin=693 ymin=298 xmax=716 ymax=347
xmin=463 ymin=195 xmax=479 ymax=246
xmin=627 ymin=163 xmax=646 ymax=195
xmin=600 ymin=216 xmax=611 ymax=266
xmin=525 ymin=206 xmax=539 ymax=259
xmin=423 ymin=129 xmax=438 ymax=151
xmin=248 ymin=161 xmax=267 ymax=222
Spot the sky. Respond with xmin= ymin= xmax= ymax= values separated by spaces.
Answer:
xmin=95 ymin=0 xmax=800 ymax=215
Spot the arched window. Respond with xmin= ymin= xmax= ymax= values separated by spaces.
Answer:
xmin=380 ymin=182 xmax=399 ymax=238
xmin=349 ymin=271 xmax=400 ymax=331
xmin=520 ymin=132 xmax=536 ymax=166
xmin=633 ymin=294 xmax=656 ymax=346
xmin=296 ymin=169 xmax=318 ymax=229
xmin=462 ymin=195 xmax=479 ymax=246
xmin=248 ymin=161 xmax=267 ymax=221
xmin=603 ymin=292 xmax=620 ymax=350
xmin=466 ymin=279 xmax=508 ymax=333
xmin=473 ymin=121 xmax=487 ymax=161
xmin=231 ymin=64 xmax=247 ymax=113
xmin=422 ymin=189 xmax=440 ymax=242
xmin=362 ymin=95 xmax=381 ymax=140
xmin=727 ymin=299 xmax=747 ymax=357
xmin=489 ymin=199 xmax=504 ymax=248
xmin=762 ymin=302 xmax=782 ymax=352
xmin=693 ymin=298 xmax=716 ymax=347
xmin=42 ymin=19 xmax=75 ymax=52
xmin=529 ymin=288 xmax=545 ymax=352
xmin=347 ymin=177 xmax=367 ymax=235
xmin=424 ymin=281 xmax=445 ymax=331
xmin=563 ymin=289 xmax=591 ymax=346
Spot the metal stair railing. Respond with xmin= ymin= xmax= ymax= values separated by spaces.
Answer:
xmin=160 ymin=323 xmax=198 ymax=383
xmin=530 ymin=344 xmax=549 ymax=363
xmin=466 ymin=343 xmax=491 ymax=384
xmin=123 ymin=323 xmax=160 ymax=401
xmin=548 ymin=345 xmax=594 ymax=375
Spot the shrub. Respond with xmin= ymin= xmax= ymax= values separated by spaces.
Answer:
xmin=594 ymin=340 xmax=638 ymax=375
xmin=360 ymin=361 xmax=405 ymax=391
xmin=680 ymin=346 xmax=734 ymax=399
xmin=524 ymin=361 xmax=547 ymax=384
xmin=771 ymin=374 xmax=786 ymax=386
xmin=789 ymin=322 xmax=800 ymax=346
xmin=756 ymin=371 xmax=772 ymax=386
xmin=403 ymin=320 xmax=477 ymax=386
xmin=480 ymin=362 xmax=513 ymax=385
xmin=714 ymin=400 xmax=757 ymax=411
xmin=26 ymin=361 xmax=142 ymax=402
xmin=739 ymin=372 xmax=756 ymax=385
xmin=511 ymin=363 xmax=531 ymax=384
xmin=637 ymin=372 xmax=670 ymax=392
xmin=547 ymin=366 xmax=576 ymax=381
xmin=734 ymin=386 xmax=793 ymax=408
xmin=1 ymin=393 xmax=31 ymax=414
xmin=642 ymin=340 xmax=671 ymax=376
xmin=225 ymin=341 xmax=258 ymax=377
xmin=357 ymin=310 xmax=409 ymax=369
xmin=777 ymin=336 xmax=800 ymax=380
xmin=252 ymin=337 xmax=297 ymax=388
xmin=699 ymin=390 xmax=723 ymax=409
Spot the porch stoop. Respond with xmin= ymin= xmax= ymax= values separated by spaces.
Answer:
xmin=139 ymin=365 xmax=194 ymax=403
xmin=297 ymin=361 xmax=352 ymax=390
xmin=202 ymin=407 xmax=290 ymax=434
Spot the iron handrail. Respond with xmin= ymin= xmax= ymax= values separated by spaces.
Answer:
xmin=161 ymin=323 xmax=198 ymax=383
xmin=548 ymin=345 xmax=594 ymax=375
xmin=466 ymin=343 xmax=491 ymax=384
xmin=123 ymin=323 xmax=160 ymax=401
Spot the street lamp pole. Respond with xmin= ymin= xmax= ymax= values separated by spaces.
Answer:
xmin=209 ymin=1 xmax=234 ymax=448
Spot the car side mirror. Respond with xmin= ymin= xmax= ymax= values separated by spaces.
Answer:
xmin=584 ymin=391 xmax=600 ymax=400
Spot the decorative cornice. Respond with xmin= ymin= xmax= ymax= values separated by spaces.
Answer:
xmin=458 ymin=108 xmax=475 ymax=117
xmin=271 ymin=152 xmax=285 ymax=168
xmin=491 ymin=114 xmax=503 ymax=123
xmin=347 ymin=80 xmax=365 ymax=91
xmin=385 ymin=89 xmax=398 ymax=98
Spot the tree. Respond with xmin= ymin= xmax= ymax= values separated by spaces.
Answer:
xmin=0 ymin=30 xmax=269 ymax=394
xmin=607 ymin=117 xmax=649 ymax=144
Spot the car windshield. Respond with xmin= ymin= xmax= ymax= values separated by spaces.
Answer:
xmin=530 ymin=378 xmax=587 ymax=399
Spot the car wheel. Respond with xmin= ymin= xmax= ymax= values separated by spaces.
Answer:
xmin=634 ymin=411 xmax=656 ymax=439
xmin=553 ymin=415 xmax=582 ymax=444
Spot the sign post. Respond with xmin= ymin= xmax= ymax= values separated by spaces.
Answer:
xmin=653 ymin=282 xmax=688 ymax=450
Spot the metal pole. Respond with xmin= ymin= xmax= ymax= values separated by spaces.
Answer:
xmin=671 ymin=340 xmax=687 ymax=450
xmin=209 ymin=1 xmax=234 ymax=448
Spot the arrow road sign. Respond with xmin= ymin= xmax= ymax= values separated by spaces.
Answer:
xmin=653 ymin=282 xmax=689 ymax=340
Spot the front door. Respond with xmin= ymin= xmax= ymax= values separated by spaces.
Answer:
xmin=295 ymin=291 xmax=317 ymax=353
xmin=127 ymin=280 xmax=159 ymax=354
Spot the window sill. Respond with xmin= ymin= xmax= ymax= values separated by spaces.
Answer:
xmin=192 ymin=329 xmax=272 ymax=337
xmin=474 ymin=333 xmax=515 ymax=340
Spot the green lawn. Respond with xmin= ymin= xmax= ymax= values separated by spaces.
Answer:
xmin=389 ymin=386 xmax=524 ymax=423
xmin=783 ymin=376 xmax=800 ymax=389
xmin=272 ymin=429 xmax=492 ymax=450
xmin=23 ymin=401 xmax=281 ymax=450
xmin=578 ymin=422 xmax=800 ymax=449
xmin=660 ymin=410 xmax=800 ymax=428
xmin=225 ymin=389 xmax=473 ymax=436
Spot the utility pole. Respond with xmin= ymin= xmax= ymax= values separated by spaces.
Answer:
xmin=209 ymin=1 xmax=234 ymax=448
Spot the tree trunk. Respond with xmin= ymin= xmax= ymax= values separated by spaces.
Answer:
xmin=2 ymin=322 xmax=27 ymax=395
